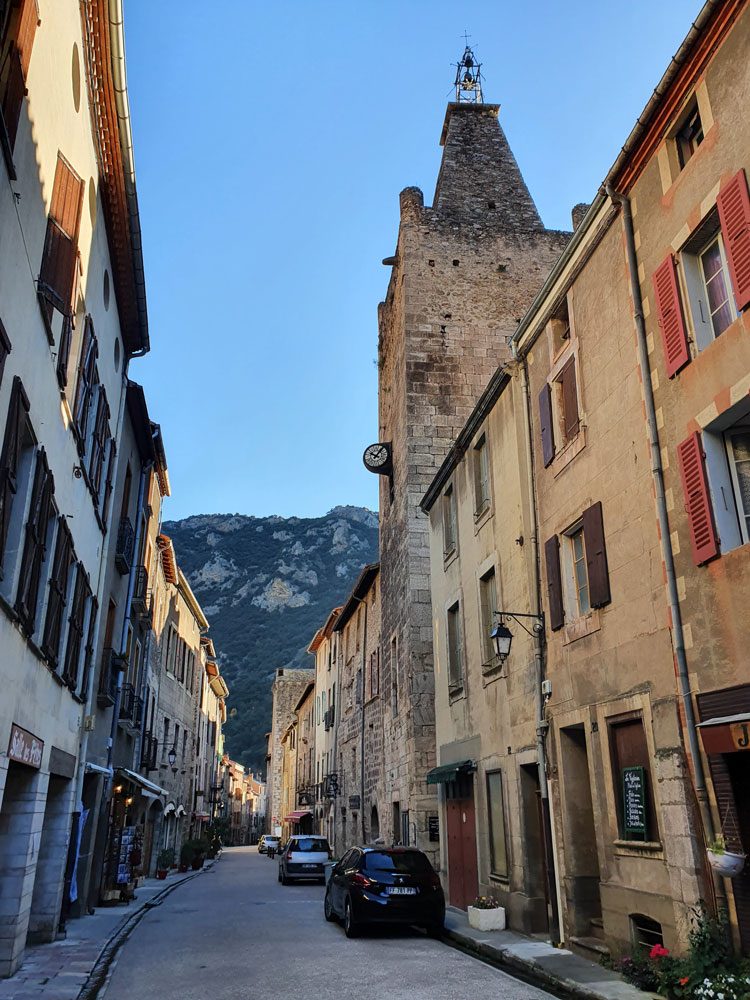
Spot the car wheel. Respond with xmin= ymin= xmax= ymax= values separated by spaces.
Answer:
xmin=281 ymin=872 xmax=290 ymax=885
xmin=324 ymin=889 xmax=336 ymax=922
xmin=344 ymin=897 xmax=359 ymax=938
xmin=424 ymin=922 xmax=443 ymax=938
xmin=277 ymin=869 xmax=282 ymax=883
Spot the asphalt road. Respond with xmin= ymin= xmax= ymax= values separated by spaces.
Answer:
xmin=103 ymin=846 xmax=555 ymax=1000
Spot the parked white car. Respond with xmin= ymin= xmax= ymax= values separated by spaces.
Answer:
xmin=279 ymin=836 xmax=331 ymax=884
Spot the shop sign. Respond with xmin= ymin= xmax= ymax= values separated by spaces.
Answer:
xmin=348 ymin=795 xmax=361 ymax=810
xmin=622 ymin=766 xmax=646 ymax=839
xmin=8 ymin=724 xmax=43 ymax=769
xmin=731 ymin=721 xmax=750 ymax=750
xmin=428 ymin=815 xmax=440 ymax=842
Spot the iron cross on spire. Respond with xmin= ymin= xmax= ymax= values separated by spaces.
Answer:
xmin=454 ymin=35 xmax=483 ymax=104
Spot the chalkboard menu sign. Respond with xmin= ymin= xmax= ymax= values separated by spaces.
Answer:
xmin=622 ymin=766 xmax=647 ymax=839
xmin=428 ymin=815 xmax=440 ymax=842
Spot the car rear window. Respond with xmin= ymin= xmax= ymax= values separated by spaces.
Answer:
xmin=292 ymin=838 xmax=329 ymax=852
xmin=364 ymin=851 xmax=433 ymax=874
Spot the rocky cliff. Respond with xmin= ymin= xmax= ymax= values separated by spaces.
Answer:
xmin=162 ymin=506 xmax=379 ymax=774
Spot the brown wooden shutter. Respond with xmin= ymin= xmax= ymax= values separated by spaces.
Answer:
xmin=80 ymin=595 xmax=98 ymax=701
xmin=56 ymin=317 xmax=72 ymax=389
xmin=101 ymin=439 xmax=116 ymax=525
xmin=62 ymin=562 xmax=88 ymax=687
xmin=716 ymin=169 xmax=750 ymax=312
xmin=88 ymin=386 xmax=110 ymax=496
xmin=582 ymin=501 xmax=611 ymax=608
xmin=41 ymin=516 xmax=73 ymax=665
xmin=39 ymin=155 xmax=84 ymax=314
xmin=0 ymin=320 xmax=12 ymax=390
xmin=15 ymin=0 xmax=40 ymax=78
xmin=653 ymin=255 xmax=690 ymax=378
xmin=677 ymin=431 xmax=719 ymax=565
xmin=544 ymin=535 xmax=564 ymax=630
xmin=0 ymin=376 xmax=31 ymax=568
xmin=15 ymin=447 xmax=54 ymax=634
xmin=1 ymin=49 xmax=25 ymax=151
xmin=559 ymin=357 xmax=580 ymax=441
xmin=538 ymin=383 xmax=555 ymax=467
xmin=72 ymin=319 xmax=97 ymax=447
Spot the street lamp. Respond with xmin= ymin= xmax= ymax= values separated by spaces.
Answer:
xmin=491 ymin=612 xmax=545 ymax=664
xmin=168 ymin=745 xmax=177 ymax=773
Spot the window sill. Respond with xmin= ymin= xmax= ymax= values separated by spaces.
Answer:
xmin=613 ymin=839 xmax=664 ymax=859
xmin=448 ymin=683 xmax=465 ymax=704
xmin=481 ymin=659 xmax=506 ymax=685
xmin=443 ymin=546 xmax=458 ymax=570
xmin=473 ymin=504 xmax=492 ymax=534
xmin=552 ymin=425 xmax=586 ymax=478
xmin=488 ymin=874 xmax=510 ymax=885
xmin=563 ymin=608 xmax=601 ymax=645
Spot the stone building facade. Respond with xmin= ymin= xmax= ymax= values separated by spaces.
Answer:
xmin=331 ymin=564 xmax=382 ymax=855
xmin=267 ymin=668 xmax=314 ymax=834
xmin=308 ymin=609 xmax=340 ymax=843
xmin=375 ymin=100 xmax=570 ymax=858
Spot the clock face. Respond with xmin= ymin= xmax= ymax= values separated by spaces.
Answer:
xmin=363 ymin=442 xmax=392 ymax=474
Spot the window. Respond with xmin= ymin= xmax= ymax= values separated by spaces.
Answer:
xmin=479 ymin=567 xmax=499 ymax=670
xmin=539 ymin=355 xmax=580 ymax=468
xmin=442 ymin=484 xmax=456 ymax=557
xmin=88 ymin=386 xmax=110 ymax=502
xmin=545 ymin=502 xmax=610 ymax=630
xmin=608 ymin=713 xmax=658 ymax=842
xmin=675 ymin=101 xmax=703 ymax=170
xmin=367 ymin=647 xmax=380 ymax=699
xmin=486 ymin=770 xmax=508 ymax=878
xmin=653 ymin=170 xmax=750 ymax=377
xmin=678 ymin=404 xmax=750 ymax=563
xmin=473 ymin=435 xmax=490 ymax=517
xmin=0 ymin=0 xmax=39 ymax=154
xmin=447 ymin=601 xmax=463 ymax=690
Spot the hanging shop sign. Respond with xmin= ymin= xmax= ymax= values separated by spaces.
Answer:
xmin=8 ymin=724 xmax=43 ymax=769
xmin=622 ymin=766 xmax=647 ymax=839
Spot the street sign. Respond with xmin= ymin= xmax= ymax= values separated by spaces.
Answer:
xmin=622 ymin=766 xmax=647 ymax=839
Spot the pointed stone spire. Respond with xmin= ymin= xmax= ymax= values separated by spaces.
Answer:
xmin=433 ymin=103 xmax=544 ymax=230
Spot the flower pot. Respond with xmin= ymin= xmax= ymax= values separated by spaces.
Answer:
xmin=156 ymin=870 xmax=167 ymax=880
xmin=178 ymin=864 xmax=188 ymax=873
xmin=707 ymin=848 xmax=746 ymax=877
xmin=467 ymin=905 xmax=506 ymax=932
xmin=191 ymin=857 xmax=204 ymax=870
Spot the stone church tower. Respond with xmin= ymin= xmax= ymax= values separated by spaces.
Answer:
xmin=375 ymin=80 xmax=570 ymax=856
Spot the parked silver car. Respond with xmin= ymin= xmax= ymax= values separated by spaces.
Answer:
xmin=278 ymin=836 xmax=331 ymax=884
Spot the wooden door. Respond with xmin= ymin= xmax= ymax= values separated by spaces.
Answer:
xmin=446 ymin=796 xmax=478 ymax=910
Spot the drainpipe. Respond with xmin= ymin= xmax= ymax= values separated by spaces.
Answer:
xmin=513 ymin=355 xmax=562 ymax=946
xmin=605 ymin=184 xmax=723 ymax=907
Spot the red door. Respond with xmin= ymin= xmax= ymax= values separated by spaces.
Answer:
xmin=446 ymin=796 xmax=478 ymax=910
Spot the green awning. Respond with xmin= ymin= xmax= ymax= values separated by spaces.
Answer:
xmin=425 ymin=760 xmax=476 ymax=785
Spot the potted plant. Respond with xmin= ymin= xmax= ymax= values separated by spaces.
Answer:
xmin=190 ymin=837 xmax=208 ymax=870
xmin=156 ymin=848 xmax=174 ymax=880
xmin=467 ymin=895 xmax=506 ymax=932
xmin=706 ymin=836 xmax=746 ymax=877
xmin=179 ymin=840 xmax=196 ymax=872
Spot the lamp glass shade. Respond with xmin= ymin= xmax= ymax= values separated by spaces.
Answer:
xmin=168 ymin=747 xmax=177 ymax=768
xmin=491 ymin=622 xmax=513 ymax=660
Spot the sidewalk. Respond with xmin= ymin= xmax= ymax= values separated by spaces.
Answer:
xmin=444 ymin=907 xmax=654 ymax=1000
xmin=0 ymin=858 xmax=219 ymax=1000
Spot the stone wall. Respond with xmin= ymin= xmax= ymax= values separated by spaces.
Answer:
xmin=268 ymin=669 xmax=314 ymax=831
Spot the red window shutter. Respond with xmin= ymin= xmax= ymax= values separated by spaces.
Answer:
xmin=582 ymin=501 xmax=611 ymax=608
xmin=544 ymin=535 xmax=564 ymax=631
xmin=538 ymin=383 xmax=555 ymax=467
xmin=677 ymin=431 xmax=719 ymax=565
xmin=653 ymin=255 xmax=690 ymax=378
xmin=716 ymin=169 xmax=750 ymax=312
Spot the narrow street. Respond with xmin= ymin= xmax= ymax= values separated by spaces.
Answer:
xmin=103 ymin=848 xmax=555 ymax=1000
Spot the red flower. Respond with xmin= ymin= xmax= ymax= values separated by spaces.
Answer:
xmin=649 ymin=944 xmax=669 ymax=960
xmin=679 ymin=977 xmax=690 ymax=986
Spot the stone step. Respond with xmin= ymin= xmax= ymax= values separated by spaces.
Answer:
xmin=589 ymin=916 xmax=605 ymax=940
xmin=569 ymin=934 xmax=610 ymax=960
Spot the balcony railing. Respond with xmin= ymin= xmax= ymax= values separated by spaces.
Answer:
xmin=323 ymin=706 xmax=335 ymax=731
xmin=119 ymin=683 xmax=144 ymax=727
xmin=130 ymin=566 xmax=148 ymax=611
xmin=97 ymin=647 xmax=121 ymax=707
xmin=115 ymin=517 xmax=135 ymax=575
xmin=140 ymin=731 xmax=158 ymax=771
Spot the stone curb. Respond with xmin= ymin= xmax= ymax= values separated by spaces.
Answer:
xmin=442 ymin=925 xmax=639 ymax=1000
xmin=76 ymin=854 xmax=221 ymax=1000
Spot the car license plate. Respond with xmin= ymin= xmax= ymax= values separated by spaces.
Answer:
xmin=302 ymin=863 xmax=317 ymax=868
xmin=388 ymin=887 xmax=417 ymax=895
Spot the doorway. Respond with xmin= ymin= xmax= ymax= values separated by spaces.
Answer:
xmin=445 ymin=774 xmax=478 ymax=911
xmin=520 ymin=763 xmax=550 ymax=932
xmin=559 ymin=726 xmax=602 ymax=938
xmin=0 ymin=761 xmax=42 ymax=976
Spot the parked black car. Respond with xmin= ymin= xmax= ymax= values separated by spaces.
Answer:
xmin=324 ymin=846 xmax=445 ymax=938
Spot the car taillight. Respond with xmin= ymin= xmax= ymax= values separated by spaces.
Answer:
xmin=428 ymin=872 xmax=442 ymax=888
xmin=351 ymin=872 xmax=373 ymax=888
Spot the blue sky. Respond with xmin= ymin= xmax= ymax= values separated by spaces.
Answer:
xmin=123 ymin=0 xmax=696 ymax=522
